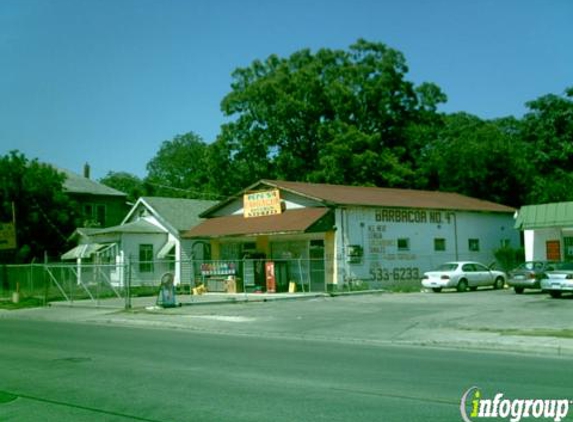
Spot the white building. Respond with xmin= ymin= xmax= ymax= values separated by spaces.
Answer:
xmin=185 ymin=180 xmax=519 ymax=292
xmin=63 ymin=197 xmax=217 ymax=286
xmin=514 ymin=202 xmax=573 ymax=262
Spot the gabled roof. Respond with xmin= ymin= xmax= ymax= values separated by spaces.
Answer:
xmin=201 ymin=179 xmax=516 ymax=216
xmin=124 ymin=197 xmax=218 ymax=234
xmin=515 ymin=202 xmax=573 ymax=230
xmin=56 ymin=167 xmax=127 ymax=197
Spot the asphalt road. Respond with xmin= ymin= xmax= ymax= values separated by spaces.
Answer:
xmin=1 ymin=318 xmax=573 ymax=422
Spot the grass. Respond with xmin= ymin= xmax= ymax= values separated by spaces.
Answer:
xmin=466 ymin=327 xmax=573 ymax=339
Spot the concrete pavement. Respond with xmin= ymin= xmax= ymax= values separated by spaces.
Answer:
xmin=2 ymin=288 xmax=573 ymax=356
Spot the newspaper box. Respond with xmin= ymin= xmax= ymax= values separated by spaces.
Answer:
xmin=157 ymin=272 xmax=177 ymax=308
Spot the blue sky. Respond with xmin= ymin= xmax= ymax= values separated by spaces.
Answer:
xmin=1 ymin=0 xmax=571 ymax=180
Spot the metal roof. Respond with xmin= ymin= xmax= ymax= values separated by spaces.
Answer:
xmin=201 ymin=180 xmax=516 ymax=217
xmin=185 ymin=208 xmax=331 ymax=238
xmin=515 ymin=202 xmax=573 ymax=230
xmin=61 ymin=243 xmax=106 ymax=260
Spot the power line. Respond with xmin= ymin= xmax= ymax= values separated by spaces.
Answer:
xmin=144 ymin=181 xmax=226 ymax=200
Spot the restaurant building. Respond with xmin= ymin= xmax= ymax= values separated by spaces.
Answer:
xmin=184 ymin=180 xmax=519 ymax=292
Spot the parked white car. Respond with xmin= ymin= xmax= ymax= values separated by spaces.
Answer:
xmin=422 ymin=261 xmax=506 ymax=293
xmin=540 ymin=262 xmax=573 ymax=298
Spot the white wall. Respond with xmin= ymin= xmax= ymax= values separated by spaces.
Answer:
xmin=525 ymin=228 xmax=562 ymax=261
xmin=334 ymin=207 xmax=519 ymax=287
xmin=122 ymin=232 xmax=169 ymax=284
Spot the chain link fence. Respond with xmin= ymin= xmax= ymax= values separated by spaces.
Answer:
xmin=0 ymin=252 xmax=505 ymax=308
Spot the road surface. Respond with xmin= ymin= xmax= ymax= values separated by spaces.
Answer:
xmin=1 ymin=318 xmax=572 ymax=421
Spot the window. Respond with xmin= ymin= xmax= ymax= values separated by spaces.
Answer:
xmin=82 ymin=203 xmax=106 ymax=226
xmin=83 ymin=204 xmax=93 ymax=217
xmin=468 ymin=239 xmax=480 ymax=252
xmin=96 ymin=205 xmax=106 ymax=226
xmin=434 ymin=238 xmax=446 ymax=252
xmin=397 ymin=238 xmax=410 ymax=251
xmin=139 ymin=244 xmax=154 ymax=273
xmin=462 ymin=263 xmax=476 ymax=272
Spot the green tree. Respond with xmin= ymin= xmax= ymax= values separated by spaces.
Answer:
xmin=0 ymin=151 xmax=77 ymax=262
xmin=216 ymin=39 xmax=446 ymax=191
xmin=145 ymin=132 xmax=219 ymax=199
xmin=521 ymin=87 xmax=573 ymax=203
xmin=99 ymin=171 xmax=146 ymax=203
xmin=420 ymin=113 xmax=530 ymax=207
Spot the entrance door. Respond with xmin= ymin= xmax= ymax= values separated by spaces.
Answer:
xmin=546 ymin=240 xmax=561 ymax=261
xmin=309 ymin=240 xmax=325 ymax=292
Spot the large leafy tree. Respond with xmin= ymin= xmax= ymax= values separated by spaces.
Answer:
xmin=216 ymin=39 xmax=446 ymax=192
xmin=521 ymin=87 xmax=573 ymax=203
xmin=145 ymin=132 xmax=219 ymax=199
xmin=0 ymin=151 xmax=77 ymax=262
xmin=420 ymin=113 xmax=530 ymax=207
xmin=99 ymin=171 xmax=146 ymax=203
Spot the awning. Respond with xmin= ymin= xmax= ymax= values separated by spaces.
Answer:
xmin=157 ymin=240 xmax=176 ymax=259
xmin=515 ymin=202 xmax=573 ymax=230
xmin=184 ymin=208 xmax=332 ymax=238
xmin=61 ymin=243 xmax=107 ymax=260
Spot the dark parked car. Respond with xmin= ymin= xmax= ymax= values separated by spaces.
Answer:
xmin=507 ymin=261 xmax=558 ymax=294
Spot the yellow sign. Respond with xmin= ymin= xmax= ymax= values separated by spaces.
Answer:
xmin=243 ymin=189 xmax=282 ymax=218
xmin=0 ymin=222 xmax=16 ymax=250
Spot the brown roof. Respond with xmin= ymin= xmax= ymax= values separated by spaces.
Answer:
xmin=184 ymin=208 xmax=330 ymax=238
xmin=261 ymin=180 xmax=515 ymax=213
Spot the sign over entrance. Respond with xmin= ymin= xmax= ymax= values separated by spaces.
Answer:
xmin=243 ymin=189 xmax=282 ymax=218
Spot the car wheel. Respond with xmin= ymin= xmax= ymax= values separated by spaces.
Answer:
xmin=457 ymin=279 xmax=468 ymax=292
xmin=549 ymin=291 xmax=562 ymax=299
xmin=432 ymin=287 xmax=442 ymax=293
xmin=514 ymin=286 xmax=524 ymax=294
xmin=494 ymin=277 xmax=505 ymax=290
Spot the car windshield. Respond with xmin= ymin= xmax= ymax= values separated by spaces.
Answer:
xmin=435 ymin=263 xmax=458 ymax=271
xmin=553 ymin=262 xmax=573 ymax=271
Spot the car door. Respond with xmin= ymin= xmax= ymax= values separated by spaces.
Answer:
xmin=461 ymin=263 xmax=478 ymax=287
xmin=474 ymin=263 xmax=492 ymax=286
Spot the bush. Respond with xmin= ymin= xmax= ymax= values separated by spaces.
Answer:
xmin=494 ymin=246 xmax=525 ymax=272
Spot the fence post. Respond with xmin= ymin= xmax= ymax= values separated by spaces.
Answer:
xmin=125 ymin=260 xmax=132 ymax=310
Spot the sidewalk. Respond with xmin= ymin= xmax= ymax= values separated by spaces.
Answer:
xmin=3 ymin=290 xmax=573 ymax=358
xmin=46 ymin=291 xmax=329 ymax=309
